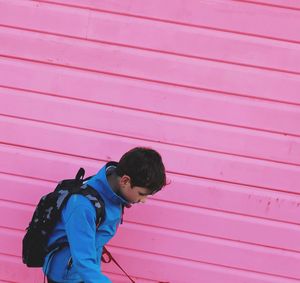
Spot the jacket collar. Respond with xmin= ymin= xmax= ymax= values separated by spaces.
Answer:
xmin=86 ymin=162 xmax=129 ymax=206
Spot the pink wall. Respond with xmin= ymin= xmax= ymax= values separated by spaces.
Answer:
xmin=1 ymin=0 xmax=300 ymax=282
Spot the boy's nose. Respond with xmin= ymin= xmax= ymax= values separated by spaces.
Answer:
xmin=140 ymin=197 xmax=147 ymax=203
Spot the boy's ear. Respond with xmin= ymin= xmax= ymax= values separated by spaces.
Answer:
xmin=120 ymin=175 xmax=131 ymax=186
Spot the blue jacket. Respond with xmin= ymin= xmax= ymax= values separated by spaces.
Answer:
xmin=43 ymin=162 xmax=129 ymax=283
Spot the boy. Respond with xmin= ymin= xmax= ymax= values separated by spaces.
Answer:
xmin=43 ymin=147 xmax=166 ymax=283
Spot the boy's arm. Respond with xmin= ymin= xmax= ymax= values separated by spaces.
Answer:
xmin=63 ymin=194 xmax=111 ymax=283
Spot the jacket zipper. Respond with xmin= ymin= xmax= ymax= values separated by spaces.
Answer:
xmin=67 ymin=257 xmax=73 ymax=269
xmin=64 ymin=257 xmax=73 ymax=279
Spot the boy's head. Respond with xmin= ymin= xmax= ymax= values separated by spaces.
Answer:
xmin=115 ymin=147 xmax=166 ymax=204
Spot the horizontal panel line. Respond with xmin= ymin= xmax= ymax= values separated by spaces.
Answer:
xmin=0 ymin=139 xmax=101 ymax=162
xmin=1 ymin=218 xmax=300 ymax=259
xmin=3 ymin=175 xmax=300 ymax=229
xmin=0 ymin=225 xmax=25 ymax=234
xmin=0 ymin=171 xmax=57 ymax=185
xmin=2 ymin=168 xmax=299 ymax=201
xmin=2 ymin=219 xmax=298 ymax=259
xmin=4 ymin=192 xmax=300 ymax=245
xmin=2 ymin=84 xmax=300 ymax=141
xmin=1 ymin=24 xmax=299 ymax=76
xmin=0 ymin=168 xmax=300 ymax=225
xmin=2 ymin=193 xmax=300 ymax=253
xmin=151 ymin=197 xmax=300 ymax=228
xmin=1 ymin=139 xmax=300 ymax=201
xmin=0 ymin=171 xmax=53 ymax=185
xmin=0 ymin=197 xmax=39 ymax=208
xmin=1 ymin=55 xmax=300 ymax=108
xmin=0 ymin=249 xmax=294 ymax=283
xmin=123 ymin=221 xmax=300 ymax=254
xmin=107 ymin=245 xmax=300 ymax=281
xmin=0 ymin=252 xmax=19 ymax=260
xmin=104 ymin=270 xmax=155 ymax=283
xmin=14 ymin=243 xmax=296 ymax=283
xmin=0 ymin=226 xmax=25 ymax=235
xmin=1 ymin=113 xmax=300 ymax=169
xmin=3 ymin=195 xmax=300 ymax=252
xmin=4 ymin=175 xmax=300 ymax=231
xmin=0 ymin=279 xmax=16 ymax=283
xmin=2 ymin=216 xmax=300 ymax=267
xmin=3 ymin=188 xmax=300 ymax=246
xmin=2 ymin=170 xmax=300 ymax=226
xmin=169 ymin=169 xmax=300 ymax=196
xmin=39 ymin=0 xmax=300 ymax=45
xmin=234 ymin=0 xmax=300 ymax=11
xmin=0 ymin=278 xmax=16 ymax=283
xmin=1 ymin=140 xmax=300 ymax=195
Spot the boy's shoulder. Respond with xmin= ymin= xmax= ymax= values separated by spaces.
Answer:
xmin=62 ymin=194 xmax=97 ymax=221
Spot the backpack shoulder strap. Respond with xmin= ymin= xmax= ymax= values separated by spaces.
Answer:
xmin=47 ymin=184 xmax=105 ymax=254
xmin=79 ymin=185 xmax=105 ymax=228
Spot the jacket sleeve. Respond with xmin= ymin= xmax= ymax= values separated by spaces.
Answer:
xmin=62 ymin=194 xmax=111 ymax=283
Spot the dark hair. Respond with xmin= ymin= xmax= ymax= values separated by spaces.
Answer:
xmin=116 ymin=147 xmax=166 ymax=193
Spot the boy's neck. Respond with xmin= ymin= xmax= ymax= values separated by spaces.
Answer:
xmin=106 ymin=168 xmax=121 ymax=194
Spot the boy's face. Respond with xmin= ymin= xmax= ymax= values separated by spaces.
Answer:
xmin=119 ymin=175 xmax=152 ymax=204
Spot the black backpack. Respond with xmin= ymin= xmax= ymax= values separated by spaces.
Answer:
xmin=22 ymin=168 xmax=104 ymax=268
xmin=22 ymin=168 xmax=136 ymax=283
